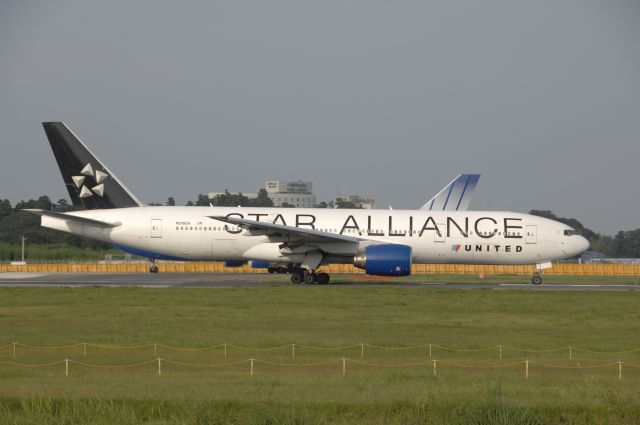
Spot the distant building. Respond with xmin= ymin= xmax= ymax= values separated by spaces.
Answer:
xmin=266 ymin=180 xmax=315 ymax=208
xmin=208 ymin=180 xmax=316 ymax=208
xmin=334 ymin=195 xmax=376 ymax=209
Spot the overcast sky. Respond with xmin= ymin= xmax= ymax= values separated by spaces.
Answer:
xmin=1 ymin=1 xmax=639 ymax=234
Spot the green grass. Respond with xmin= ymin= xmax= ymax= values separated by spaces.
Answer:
xmin=0 ymin=286 xmax=639 ymax=424
xmin=325 ymin=273 xmax=640 ymax=285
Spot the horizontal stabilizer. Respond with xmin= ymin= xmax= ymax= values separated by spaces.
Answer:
xmin=421 ymin=174 xmax=480 ymax=211
xmin=23 ymin=209 xmax=121 ymax=228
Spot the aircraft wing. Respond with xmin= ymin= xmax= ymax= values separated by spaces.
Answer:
xmin=23 ymin=209 xmax=121 ymax=228
xmin=209 ymin=215 xmax=363 ymax=245
xmin=421 ymin=173 xmax=480 ymax=211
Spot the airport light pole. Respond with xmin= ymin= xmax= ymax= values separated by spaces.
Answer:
xmin=21 ymin=236 xmax=26 ymax=263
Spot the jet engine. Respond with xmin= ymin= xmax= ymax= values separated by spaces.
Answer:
xmin=353 ymin=244 xmax=412 ymax=276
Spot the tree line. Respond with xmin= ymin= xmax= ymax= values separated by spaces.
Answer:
xmin=1 ymin=195 xmax=639 ymax=260
xmin=150 ymin=190 xmax=363 ymax=209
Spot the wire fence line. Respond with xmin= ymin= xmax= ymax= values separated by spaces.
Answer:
xmin=1 ymin=356 xmax=639 ymax=380
xmin=3 ymin=342 xmax=640 ymax=356
xmin=4 ymin=341 xmax=640 ymax=376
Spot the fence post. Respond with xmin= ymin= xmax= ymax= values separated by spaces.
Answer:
xmin=618 ymin=361 xmax=623 ymax=381
xmin=12 ymin=342 xmax=16 ymax=358
xmin=361 ymin=343 xmax=364 ymax=358
xmin=250 ymin=358 xmax=254 ymax=376
xmin=569 ymin=346 xmax=572 ymax=360
xmin=428 ymin=343 xmax=432 ymax=359
xmin=224 ymin=343 xmax=227 ymax=358
xmin=157 ymin=357 xmax=161 ymax=376
xmin=498 ymin=345 xmax=502 ymax=360
xmin=65 ymin=358 xmax=69 ymax=377
xmin=432 ymin=359 xmax=437 ymax=376
xmin=292 ymin=344 xmax=295 ymax=359
xmin=525 ymin=359 xmax=529 ymax=379
xmin=342 ymin=357 xmax=346 ymax=377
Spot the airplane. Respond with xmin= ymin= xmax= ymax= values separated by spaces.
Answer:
xmin=25 ymin=122 xmax=589 ymax=285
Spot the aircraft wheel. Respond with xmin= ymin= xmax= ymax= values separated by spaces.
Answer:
xmin=316 ymin=273 xmax=330 ymax=285
xmin=290 ymin=272 xmax=303 ymax=284
xmin=531 ymin=275 xmax=542 ymax=285
xmin=304 ymin=273 xmax=316 ymax=284
xmin=267 ymin=267 xmax=276 ymax=274
xmin=150 ymin=265 xmax=159 ymax=274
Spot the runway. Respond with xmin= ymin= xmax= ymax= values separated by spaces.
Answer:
xmin=0 ymin=273 xmax=638 ymax=291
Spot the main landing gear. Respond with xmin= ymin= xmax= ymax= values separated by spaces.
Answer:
xmin=531 ymin=273 xmax=542 ymax=285
xmin=289 ymin=267 xmax=330 ymax=285
xmin=149 ymin=259 xmax=159 ymax=274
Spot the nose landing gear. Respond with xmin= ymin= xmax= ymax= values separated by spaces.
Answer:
xmin=531 ymin=262 xmax=552 ymax=285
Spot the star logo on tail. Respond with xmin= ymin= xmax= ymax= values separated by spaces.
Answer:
xmin=72 ymin=163 xmax=110 ymax=198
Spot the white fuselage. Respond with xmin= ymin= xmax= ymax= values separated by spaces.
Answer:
xmin=40 ymin=207 xmax=589 ymax=266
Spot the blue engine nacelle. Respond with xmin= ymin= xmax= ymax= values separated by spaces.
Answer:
xmin=353 ymin=244 xmax=412 ymax=276
xmin=249 ymin=260 xmax=271 ymax=269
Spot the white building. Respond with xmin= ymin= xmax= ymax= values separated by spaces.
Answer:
xmin=266 ymin=180 xmax=315 ymax=208
xmin=208 ymin=180 xmax=316 ymax=208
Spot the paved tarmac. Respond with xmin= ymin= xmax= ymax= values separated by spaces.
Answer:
xmin=0 ymin=272 xmax=638 ymax=291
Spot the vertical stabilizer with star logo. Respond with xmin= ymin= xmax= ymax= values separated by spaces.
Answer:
xmin=42 ymin=122 xmax=143 ymax=210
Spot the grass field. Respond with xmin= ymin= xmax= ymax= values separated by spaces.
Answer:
xmin=0 ymin=283 xmax=639 ymax=424
xmin=320 ymin=273 xmax=640 ymax=285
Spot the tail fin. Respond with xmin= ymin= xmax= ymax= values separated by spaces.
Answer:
xmin=420 ymin=174 xmax=480 ymax=211
xmin=42 ymin=122 xmax=143 ymax=210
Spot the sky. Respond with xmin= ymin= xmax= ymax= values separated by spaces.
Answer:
xmin=1 ymin=0 xmax=639 ymax=235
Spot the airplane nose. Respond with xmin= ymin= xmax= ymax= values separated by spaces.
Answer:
xmin=575 ymin=235 xmax=590 ymax=255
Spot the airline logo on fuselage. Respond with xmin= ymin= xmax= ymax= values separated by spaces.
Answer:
xmin=221 ymin=212 xmax=525 ymax=239
xmin=452 ymin=244 xmax=523 ymax=253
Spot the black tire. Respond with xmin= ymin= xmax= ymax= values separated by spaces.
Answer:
xmin=267 ymin=267 xmax=276 ymax=274
xmin=531 ymin=275 xmax=542 ymax=285
xmin=316 ymin=273 xmax=330 ymax=285
xmin=304 ymin=273 xmax=316 ymax=284
xmin=291 ymin=272 xmax=303 ymax=284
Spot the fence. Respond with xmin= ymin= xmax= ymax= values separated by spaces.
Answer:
xmin=2 ymin=262 xmax=640 ymax=275
xmin=1 ymin=342 xmax=639 ymax=380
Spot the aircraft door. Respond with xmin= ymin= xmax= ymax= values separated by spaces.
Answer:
xmin=151 ymin=219 xmax=163 ymax=238
xmin=525 ymin=225 xmax=537 ymax=244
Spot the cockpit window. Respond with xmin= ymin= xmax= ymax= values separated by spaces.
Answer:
xmin=564 ymin=229 xmax=577 ymax=236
